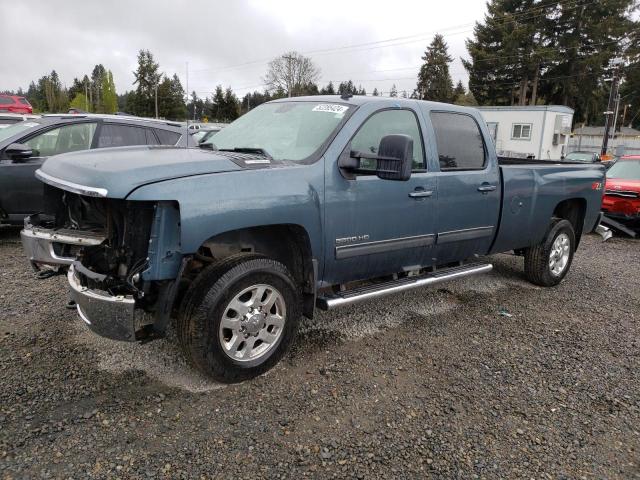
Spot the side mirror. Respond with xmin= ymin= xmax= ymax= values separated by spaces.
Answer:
xmin=338 ymin=134 xmax=413 ymax=181
xmin=375 ymin=134 xmax=413 ymax=181
xmin=5 ymin=143 xmax=34 ymax=162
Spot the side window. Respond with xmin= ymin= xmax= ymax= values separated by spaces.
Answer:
xmin=23 ymin=123 xmax=97 ymax=157
xmin=351 ymin=109 xmax=425 ymax=171
xmin=145 ymin=129 xmax=160 ymax=145
xmin=155 ymin=129 xmax=181 ymax=145
xmin=97 ymin=124 xmax=148 ymax=148
xmin=511 ymin=123 xmax=532 ymax=140
xmin=430 ymin=112 xmax=486 ymax=171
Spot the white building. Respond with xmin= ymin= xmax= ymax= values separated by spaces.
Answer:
xmin=477 ymin=105 xmax=574 ymax=159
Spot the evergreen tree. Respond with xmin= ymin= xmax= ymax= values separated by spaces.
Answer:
xmin=132 ymin=50 xmax=162 ymax=117
xmin=464 ymin=0 xmax=635 ymax=124
xmin=101 ymin=71 xmax=118 ymax=114
xmin=389 ymin=84 xmax=398 ymax=97
xmin=320 ymin=81 xmax=336 ymax=94
xmin=453 ymin=80 xmax=466 ymax=99
xmin=541 ymin=0 xmax=635 ymax=124
xmin=222 ymin=87 xmax=240 ymax=121
xmin=621 ymin=23 xmax=640 ymax=128
xmin=337 ymin=80 xmax=358 ymax=95
xmin=91 ymin=64 xmax=106 ymax=112
xmin=372 ymin=88 xmax=379 ymax=96
xmin=240 ymin=90 xmax=271 ymax=115
xmin=210 ymin=85 xmax=226 ymax=121
xmin=416 ymin=34 xmax=454 ymax=102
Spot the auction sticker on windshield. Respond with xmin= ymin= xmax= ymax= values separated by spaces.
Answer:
xmin=312 ymin=104 xmax=349 ymax=114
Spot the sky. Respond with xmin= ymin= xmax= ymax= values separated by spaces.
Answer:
xmin=0 ymin=0 xmax=488 ymax=98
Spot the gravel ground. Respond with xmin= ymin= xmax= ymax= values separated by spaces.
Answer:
xmin=1 ymin=226 xmax=639 ymax=479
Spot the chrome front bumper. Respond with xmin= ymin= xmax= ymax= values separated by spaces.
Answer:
xmin=68 ymin=264 xmax=137 ymax=341
xmin=21 ymin=216 xmax=106 ymax=269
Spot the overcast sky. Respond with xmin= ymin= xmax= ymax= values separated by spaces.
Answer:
xmin=0 ymin=0 xmax=488 ymax=98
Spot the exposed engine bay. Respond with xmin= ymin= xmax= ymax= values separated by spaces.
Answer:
xmin=40 ymin=185 xmax=153 ymax=291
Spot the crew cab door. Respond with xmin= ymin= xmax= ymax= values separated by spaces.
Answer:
xmin=323 ymin=105 xmax=437 ymax=285
xmin=426 ymin=110 xmax=501 ymax=263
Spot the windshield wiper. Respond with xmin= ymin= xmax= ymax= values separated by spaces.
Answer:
xmin=217 ymin=147 xmax=273 ymax=160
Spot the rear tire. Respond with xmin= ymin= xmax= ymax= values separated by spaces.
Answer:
xmin=524 ymin=218 xmax=575 ymax=287
xmin=177 ymin=254 xmax=302 ymax=383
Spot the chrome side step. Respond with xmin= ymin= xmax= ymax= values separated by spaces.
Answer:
xmin=316 ymin=262 xmax=493 ymax=311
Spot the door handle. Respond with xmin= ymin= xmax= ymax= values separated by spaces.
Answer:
xmin=477 ymin=184 xmax=497 ymax=193
xmin=408 ymin=188 xmax=433 ymax=199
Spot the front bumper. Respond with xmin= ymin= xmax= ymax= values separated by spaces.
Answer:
xmin=21 ymin=215 xmax=106 ymax=269
xmin=68 ymin=264 xmax=137 ymax=342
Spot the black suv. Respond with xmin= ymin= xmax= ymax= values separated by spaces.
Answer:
xmin=0 ymin=114 xmax=194 ymax=224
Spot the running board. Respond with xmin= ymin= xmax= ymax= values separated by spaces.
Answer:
xmin=316 ymin=262 xmax=493 ymax=311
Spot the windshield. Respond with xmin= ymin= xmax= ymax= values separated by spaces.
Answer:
xmin=565 ymin=152 xmax=594 ymax=162
xmin=607 ymin=160 xmax=640 ymax=180
xmin=203 ymin=101 xmax=353 ymax=161
xmin=0 ymin=120 xmax=41 ymax=143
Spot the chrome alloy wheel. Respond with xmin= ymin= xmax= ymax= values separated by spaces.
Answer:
xmin=549 ymin=232 xmax=570 ymax=276
xmin=219 ymin=284 xmax=286 ymax=362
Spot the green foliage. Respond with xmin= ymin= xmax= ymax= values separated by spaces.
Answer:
xmin=207 ymin=85 xmax=240 ymax=122
xmin=464 ymin=0 xmax=636 ymax=124
xmin=131 ymin=50 xmax=162 ymax=117
xmin=101 ymin=71 xmax=118 ymax=114
xmin=320 ymin=81 xmax=336 ymax=95
xmin=157 ymin=74 xmax=187 ymax=120
xmin=416 ymin=34 xmax=454 ymax=102
xmin=69 ymin=92 xmax=90 ymax=112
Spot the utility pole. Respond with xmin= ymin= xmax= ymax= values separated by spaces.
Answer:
xmin=612 ymin=93 xmax=621 ymax=135
xmin=601 ymin=59 xmax=623 ymax=156
xmin=154 ymin=84 xmax=158 ymax=119
xmin=84 ymin=81 xmax=89 ymax=112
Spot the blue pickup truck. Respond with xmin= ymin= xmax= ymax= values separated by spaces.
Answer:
xmin=21 ymin=96 xmax=605 ymax=382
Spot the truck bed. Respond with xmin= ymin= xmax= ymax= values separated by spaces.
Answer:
xmin=489 ymin=159 xmax=605 ymax=254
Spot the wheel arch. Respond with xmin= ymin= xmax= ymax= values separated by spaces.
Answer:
xmin=179 ymin=224 xmax=317 ymax=319
xmin=552 ymin=198 xmax=586 ymax=248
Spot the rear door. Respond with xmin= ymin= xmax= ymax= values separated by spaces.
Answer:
xmin=427 ymin=110 xmax=501 ymax=263
xmin=323 ymin=105 xmax=437 ymax=285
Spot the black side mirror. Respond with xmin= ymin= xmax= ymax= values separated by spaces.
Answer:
xmin=338 ymin=134 xmax=413 ymax=181
xmin=375 ymin=134 xmax=413 ymax=181
xmin=5 ymin=143 xmax=33 ymax=162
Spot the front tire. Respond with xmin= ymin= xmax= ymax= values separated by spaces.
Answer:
xmin=178 ymin=254 xmax=301 ymax=383
xmin=524 ymin=218 xmax=576 ymax=287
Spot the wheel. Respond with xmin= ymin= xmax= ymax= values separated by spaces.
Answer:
xmin=177 ymin=254 xmax=302 ymax=383
xmin=524 ymin=218 xmax=575 ymax=287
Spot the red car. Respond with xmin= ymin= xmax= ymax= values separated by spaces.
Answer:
xmin=602 ymin=155 xmax=640 ymax=226
xmin=0 ymin=94 xmax=33 ymax=114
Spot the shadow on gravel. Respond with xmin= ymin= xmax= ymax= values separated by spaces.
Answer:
xmin=0 ymin=225 xmax=21 ymax=242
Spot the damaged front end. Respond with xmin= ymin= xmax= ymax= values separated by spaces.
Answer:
xmin=22 ymin=184 xmax=184 ymax=341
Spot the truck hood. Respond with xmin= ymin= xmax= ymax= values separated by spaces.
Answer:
xmin=36 ymin=146 xmax=245 ymax=198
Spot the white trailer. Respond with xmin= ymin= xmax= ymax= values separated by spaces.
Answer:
xmin=477 ymin=105 xmax=574 ymax=159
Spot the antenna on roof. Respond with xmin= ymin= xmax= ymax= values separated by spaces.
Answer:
xmin=340 ymin=92 xmax=353 ymax=100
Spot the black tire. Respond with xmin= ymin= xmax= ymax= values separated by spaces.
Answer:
xmin=177 ymin=254 xmax=302 ymax=383
xmin=524 ymin=218 xmax=576 ymax=287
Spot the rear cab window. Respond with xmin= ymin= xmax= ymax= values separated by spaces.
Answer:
xmin=97 ymin=124 xmax=156 ymax=148
xmin=155 ymin=129 xmax=181 ymax=145
xmin=430 ymin=112 xmax=486 ymax=171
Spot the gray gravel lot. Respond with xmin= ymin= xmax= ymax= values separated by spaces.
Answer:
xmin=1 ymin=226 xmax=639 ymax=479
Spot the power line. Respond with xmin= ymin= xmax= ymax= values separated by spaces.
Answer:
xmin=189 ymin=0 xmax=597 ymax=78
